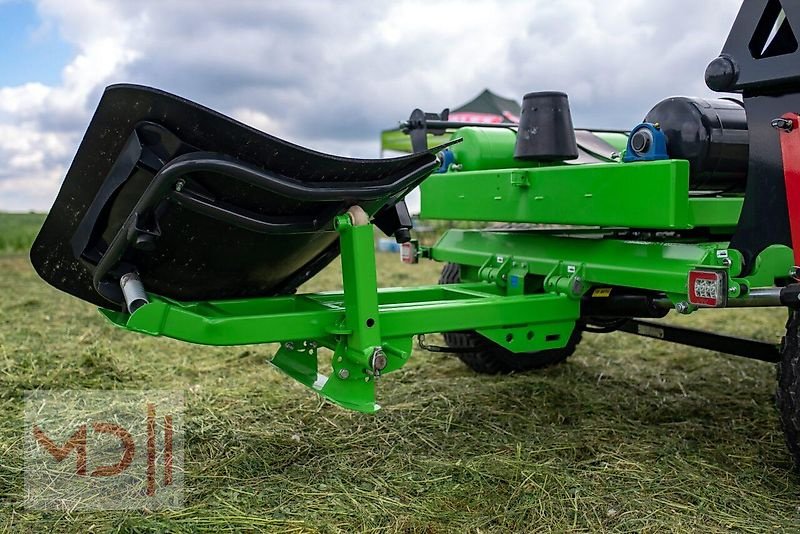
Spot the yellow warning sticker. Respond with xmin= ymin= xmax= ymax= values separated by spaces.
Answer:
xmin=592 ymin=288 xmax=612 ymax=297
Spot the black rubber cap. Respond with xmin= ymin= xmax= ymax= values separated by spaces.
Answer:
xmin=514 ymin=91 xmax=578 ymax=161
xmin=705 ymin=56 xmax=739 ymax=92
xmin=394 ymin=228 xmax=411 ymax=244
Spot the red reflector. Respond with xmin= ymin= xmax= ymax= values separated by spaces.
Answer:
xmin=688 ymin=270 xmax=727 ymax=308
xmin=400 ymin=241 xmax=418 ymax=264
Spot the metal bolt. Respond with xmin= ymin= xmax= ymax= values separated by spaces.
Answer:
xmin=371 ymin=348 xmax=388 ymax=372
xmin=308 ymin=341 xmax=317 ymax=349
xmin=174 ymin=179 xmax=185 ymax=192
xmin=675 ymin=301 xmax=690 ymax=314
xmin=284 ymin=342 xmax=294 ymax=351
xmin=571 ymin=277 xmax=583 ymax=294
xmin=337 ymin=368 xmax=350 ymax=380
xmin=721 ymin=258 xmax=731 ymax=267
xmin=772 ymin=117 xmax=794 ymax=132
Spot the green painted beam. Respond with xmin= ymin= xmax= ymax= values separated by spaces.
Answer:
xmin=430 ymin=229 xmax=731 ymax=296
xmin=338 ymin=215 xmax=382 ymax=358
xmin=100 ymin=283 xmax=579 ymax=347
xmin=420 ymin=160 xmax=742 ymax=229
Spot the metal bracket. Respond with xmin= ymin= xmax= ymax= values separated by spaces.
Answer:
xmin=270 ymin=340 xmax=379 ymax=413
xmin=544 ymin=262 xmax=587 ymax=299
xmin=477 ymin=254 xmax=528 ymax=294
xmin=265 ymin=208 xmax=399 ymax=412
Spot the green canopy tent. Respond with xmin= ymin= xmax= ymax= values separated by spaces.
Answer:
xmin=380 ymin=89 xmax=520 ymax=155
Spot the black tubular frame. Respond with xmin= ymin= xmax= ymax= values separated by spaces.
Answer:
xmin=91 ymin=149 xmax=443 ymax=305
xmin=618 ymin=319 xmax=781 ymax=363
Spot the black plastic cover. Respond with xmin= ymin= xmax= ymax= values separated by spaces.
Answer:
xmin=31 ymin=84 xmax=440 ymax=308
xmin=514 ymin=91 xmax=579 ymax=161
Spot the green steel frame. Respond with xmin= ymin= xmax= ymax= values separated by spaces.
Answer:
xmin=420 ymin=160 xmax=743 ymax=229
xmin=430 ymin=230 xmax=793 ymax=301
xmin=103 ymin=212 xmax=580 ymax=412
xmin=102 ymin=158 xmax=795 ymax=412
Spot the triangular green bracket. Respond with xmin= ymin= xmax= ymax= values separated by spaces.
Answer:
xmin=269 ymin=340 xmax=379 ymax=413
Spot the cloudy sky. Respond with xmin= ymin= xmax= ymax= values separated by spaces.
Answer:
xmin=0 ymin=0 xmax=741 ymax=211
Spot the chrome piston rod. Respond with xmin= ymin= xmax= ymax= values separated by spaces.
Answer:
xmin=726 ymin=287 xmax=785 ymax=307
xmin=120 ymin=272 xmax=149 ymax=313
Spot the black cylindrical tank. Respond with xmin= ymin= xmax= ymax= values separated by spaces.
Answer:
xmin=643 ymin=96 xmax=748 ymax=191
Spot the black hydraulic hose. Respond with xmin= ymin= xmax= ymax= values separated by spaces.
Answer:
xmin=165 ymin=142 xmax=456 ymax=204
xmin=158 ymin=151 xmax=439 ymax=202
xmin=92 ymin=150 xmax=440 ymax=305
xmin=170 ymin=188 xmax=335 ymax=235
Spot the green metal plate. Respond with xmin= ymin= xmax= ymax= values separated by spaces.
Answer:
xmin=420 ymin=160 xmax=743 ymax=229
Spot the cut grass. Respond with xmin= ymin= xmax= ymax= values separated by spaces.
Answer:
xmin=0 ymin=214 xmax=798 ymax=531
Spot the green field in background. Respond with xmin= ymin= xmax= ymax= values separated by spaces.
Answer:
xmin=0 ymin=212 xmax=45 ymax=253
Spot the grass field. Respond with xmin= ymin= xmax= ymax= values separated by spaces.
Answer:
xmin=0 ymin=213 xmax=45 ymax=253
xmin=1 ymin=213 xmax=799 ymax=532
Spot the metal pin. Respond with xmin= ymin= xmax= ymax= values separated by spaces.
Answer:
xmin=371 ymin=348 xmax=388 ymax=373
xmin=119 ymin=272 xmax=148 ymax=314
xmin=772 ymin=118 xmax=794 ymax=132
xmin=675 ymin=301 xmax=691 ymax=314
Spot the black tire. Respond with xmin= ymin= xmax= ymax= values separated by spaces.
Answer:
xmin=438 ymin=262 xmax=582 ymax=374
xmin=777 ymin=310 xmax=800 ymax=467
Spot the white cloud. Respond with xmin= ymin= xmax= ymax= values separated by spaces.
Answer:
xmin=0 ymin=83 xmax=50 ymax=116
xmin=230 ymin=107 xmax=283 ymax=136
xmin=0 ymin=0 xmax=740 ymax=210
